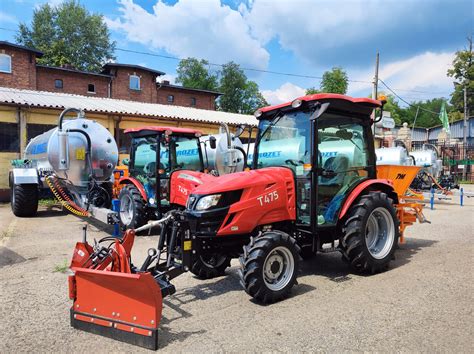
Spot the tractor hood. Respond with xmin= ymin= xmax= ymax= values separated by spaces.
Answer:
xmin=191 ymin=167 xmax=293 ymax=196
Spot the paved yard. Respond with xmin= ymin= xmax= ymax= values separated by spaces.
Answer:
xmin=0 ymin=188 xmax=473 ymax=352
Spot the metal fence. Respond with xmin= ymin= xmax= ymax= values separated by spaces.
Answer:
xmin=411 ymin=141 xmax=474 ymax=182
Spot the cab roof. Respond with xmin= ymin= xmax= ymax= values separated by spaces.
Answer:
xmin=124 ymin=126 xmax=202 ymax=135
xmin=258 ymin=93 xmax=382 ymax=117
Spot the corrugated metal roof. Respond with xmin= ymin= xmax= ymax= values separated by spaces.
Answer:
xmin=0 ymin=87 xmax=257 ymax=126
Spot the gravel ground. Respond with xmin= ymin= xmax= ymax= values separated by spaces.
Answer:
xmin=0 ymin=187 xmax=473 ymax=353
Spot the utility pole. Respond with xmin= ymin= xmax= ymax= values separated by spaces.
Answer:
xmin=372 ymin=52 xmax=380 ymax=101
xmin=463 ymin=86 xmax=468 ymax=180
xmin=372 ymin=52 xmax=380 ymax=136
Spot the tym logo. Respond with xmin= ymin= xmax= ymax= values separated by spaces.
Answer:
xmin=395 ymin=173 xmax=406 ymax=180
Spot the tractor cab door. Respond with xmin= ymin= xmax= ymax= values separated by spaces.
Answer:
xmin=315 ymin=114 xmax=374 ymax=227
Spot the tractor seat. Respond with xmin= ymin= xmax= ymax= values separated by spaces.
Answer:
xmin=319 ymin=155 xmax=349 ymax=186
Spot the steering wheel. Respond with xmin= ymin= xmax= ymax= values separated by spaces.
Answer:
xmin=285 ymin=159 xmax=304 ymax=167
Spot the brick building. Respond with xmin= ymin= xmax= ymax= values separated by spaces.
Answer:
xmin=0 ymin=41 xmax=221 ymax=109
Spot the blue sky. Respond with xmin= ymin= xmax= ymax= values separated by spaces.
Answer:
xmin=0 ymin=0 xmax=472 ymax=104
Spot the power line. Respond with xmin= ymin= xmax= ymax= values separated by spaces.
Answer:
xmin=116 ymin=47 xmax=374 ymax=83
xmin=378 ymin=78 xmax=440 ymax=115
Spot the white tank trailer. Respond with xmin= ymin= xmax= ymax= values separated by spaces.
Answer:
xmin=375 ymin=146 xmax=414 ymax=166
xmin=410 ymin=144 xmax=443 ymax=179
xmin=9 ymin=108 xmax=119 ymax=219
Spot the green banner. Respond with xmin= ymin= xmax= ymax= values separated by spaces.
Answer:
xmin=443 ymin=159 xmax=474 ymax=166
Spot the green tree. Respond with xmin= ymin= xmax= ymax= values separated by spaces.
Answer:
xmin=218 ymin=62 xmax=267 ymax=114
xmin=176 ymin=58 xmax=218 ymax=91
xmin=16 ymin=0 xmax=115 ymax=72
xmin=305 ymin=87 xmax=320 ymax=95
xmin=306 ymin=67 xmax=348 ymax=95
xmin=447 ymin=37 xmax=474 ymax=114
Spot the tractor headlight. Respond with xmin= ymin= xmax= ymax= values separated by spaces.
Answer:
xmin=195 ymin=194 xmax=222 ymax=211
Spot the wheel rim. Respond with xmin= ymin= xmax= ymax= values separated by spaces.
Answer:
xmin=120 ymin=194 xmax=134 ymax=225
xmin=365 ymin=207 xmax=395 ymax=259
xmin=263 ymin=246 xmax=295 ymax=291
xmin=200 ymin=255 xmax=227 ymax=268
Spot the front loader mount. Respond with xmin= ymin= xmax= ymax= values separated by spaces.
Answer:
xmin=68 ymin=212 xmax=193 ymax=350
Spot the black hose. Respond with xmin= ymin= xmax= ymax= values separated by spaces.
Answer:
xmin=58 ymin=108 xmax=84 ymax=131
xmin=234 ymin=146 xmax=248 ymax=169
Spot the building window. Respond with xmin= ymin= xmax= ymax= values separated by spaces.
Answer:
xmin=87 ymin=83 xmax=95 ymax=93
xmin=27 ymin=124 xmax=56 ymax=141
xmin=0 ymin=54 xmax=12 ymax=73
xmin=190 ymin=97 xmax=196 ymax=106
xmin=0 ymin=122 xmax=19 ymax=152
xmin=55 ymin=79 xmax=63 ymax=89
xmin=129 ymin=75 xmax=140 ymax=90
xmin=167 ymin=95 xmax=174 ymax=104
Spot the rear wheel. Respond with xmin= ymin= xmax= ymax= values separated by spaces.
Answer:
xmin=118 ymin=185 xmax=147 ymax=229
xmin=341 ymin=191 xmax=399 ymax=273
xmin=11 ymin=183 xmax=39 ymax=217
xmin=191 ymin=254 xmax=231 ymax=279
xmin=239 ymin=231 xmax=300 ymax=304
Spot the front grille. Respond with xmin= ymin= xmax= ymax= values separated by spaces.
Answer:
xmin=187 ymin=208 xmax=228 ymax=237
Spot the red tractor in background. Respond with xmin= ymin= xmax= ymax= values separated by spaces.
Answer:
xmin=68 ymin=94 xmax=426 ymax=349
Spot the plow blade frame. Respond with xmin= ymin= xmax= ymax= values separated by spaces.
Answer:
xmin=70 ymin=267 xmax=163 ymax=350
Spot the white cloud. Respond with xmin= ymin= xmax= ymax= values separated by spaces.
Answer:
xmin=159 ymin=74 xmax=176 ymax=85
xmin=261 ymin=82 xmax=306 ymax=105
xmin=106 ymin=0 xmax=269 ymax=70
xmin=0 ymin=11 xmax=17 ymax=24
xmin=243 ymin=0 xmax=412 ymax=64
xmin=348 ymin=51 xmax=455 ymax=101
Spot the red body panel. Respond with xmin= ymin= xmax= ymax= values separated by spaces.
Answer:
xmin=125 ymin=126 xmax=202 ymax=135
xmin=190 ymin=167 xmax=296 ymax=236
xmin=119 ymin=177 xmax=148 ymax=201
xmin=259 ymin=93 xmax=382 ymax=113
xmin=169 ymin=170 xmax=216 ymax=206
xmin=338 ymin=179 xmax=394 ymax=220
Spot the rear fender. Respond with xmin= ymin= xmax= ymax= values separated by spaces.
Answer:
xmin=11 ymin=168 xmax=39 ymax=184
xmin=338 ymin=179 xmax=398 ymax=220
xmin=119 ymin=177 xmax=147 ymax=201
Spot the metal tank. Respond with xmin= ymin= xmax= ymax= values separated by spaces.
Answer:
xmin=411 ymin=145 xmax=442 ymax=178
xmin=200 ymin=131 xmax=245 ymax=175
xmin=375 ymin=146 xmax=414 ymax=166
xmin=247 ymin=137 xmax=306 ymax=167
xmin=25 ymin=118 xmax=118 ymax=188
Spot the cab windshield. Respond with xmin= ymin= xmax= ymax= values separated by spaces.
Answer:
xmin=254 ymin=110 xmax=311 ymax=176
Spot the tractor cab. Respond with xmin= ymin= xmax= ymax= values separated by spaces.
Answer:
xmin=253 ymin=94 xmax=379 ymax=235
xmin=119 ymin=126 xmax=204 ymax=228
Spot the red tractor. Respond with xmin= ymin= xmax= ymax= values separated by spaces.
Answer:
xmin=68 ymin=94 xmax=425 ymax=349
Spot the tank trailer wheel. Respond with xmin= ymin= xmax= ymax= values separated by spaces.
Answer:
xmin=118 ymin=185 xmax=147 ymax=230
xmin=341 ymin=191 xmax=399 ymax=274
xmin=11 ymin=183 xmax=39 ymax=217
xmin=239 ymin=231 xmax=301 ymax=304
xmin=191 ymin=254 xmax=231 ymax=279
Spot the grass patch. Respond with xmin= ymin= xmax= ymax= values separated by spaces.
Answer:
xmin=39 ymin=198 xmax=58 ymax=206
xmin=459 ymin=180 xmax=474 ymax=185
xmin=53 ymin=259 xmax=69 ymax=273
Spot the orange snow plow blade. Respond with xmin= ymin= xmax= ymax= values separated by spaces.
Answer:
xmin=70 ymin=267 xmax=163 ymax=350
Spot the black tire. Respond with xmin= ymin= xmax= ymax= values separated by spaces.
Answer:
xmin=341 ymin=191 xmax=399 ymax=274
xmin=191 ymin=254 xmax=231 ymax=279
xmin=239 ymin=231 xmax=300 ymax=304
xmin=118 ymin=184 xmax=147 ymax=229
xmin=299 ymin=245 xmax=316 ymax=260
xmin=11 ymin=184 xmax=39 ymax=217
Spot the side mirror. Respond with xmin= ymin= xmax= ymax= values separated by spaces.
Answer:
xmin=235 ymin=124 xmax=246 ymax=137
xmin=122 ymin=158 xmax=129 ymax=166
xmin=209 ymin=136 xmax=217 ymax=149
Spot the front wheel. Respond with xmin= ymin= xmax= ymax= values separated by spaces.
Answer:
xmin=341 ymin=191 xmax=399 ymax=274
xmin=118 ymin=185 xmax=147 ymax=229
xmin=239 ymin=231 xmax=300 ymax=304
xmin=11 ymin=183 xmax=38 ymax=217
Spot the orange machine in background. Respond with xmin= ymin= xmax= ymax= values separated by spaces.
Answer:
xmin=112 ymin=165 xmax=129 ymax=199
